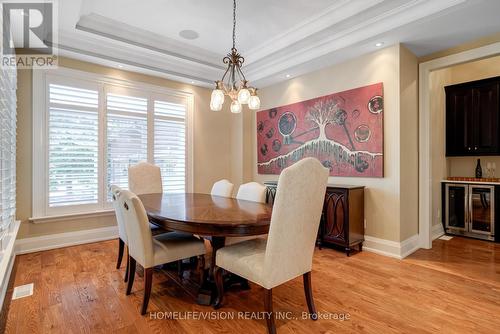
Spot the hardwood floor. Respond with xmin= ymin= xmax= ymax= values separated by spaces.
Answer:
xmin=1 ymin=236 xmax=499 ymax=333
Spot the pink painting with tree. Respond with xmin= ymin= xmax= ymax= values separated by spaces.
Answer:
xmin=257 ymin=83 xmax=384 ymax=177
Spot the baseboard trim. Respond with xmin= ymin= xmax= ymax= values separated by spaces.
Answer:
xmin=432 ymin=223 xmax=445 ymax=240
xmin=15 ymin=225 xmax=118 ymax=255
xmin=364 ymin=234 xmax=420 ymax=259
xmin=0 ymin=220 xmax=20 ymax=309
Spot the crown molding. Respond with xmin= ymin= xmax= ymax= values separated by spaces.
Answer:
xmin=245 ymin=0 xmax=467 ymax=81
xmin=244 ymin=0 xmax=385 ymax=63
xmin=76 ymin=13 xmax=224 ymax=70
xmin=56 ymin=0 xmax=468 ymax=87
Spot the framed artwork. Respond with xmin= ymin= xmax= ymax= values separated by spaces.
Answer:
xmin=257 ymin=83 xmax=384 ymax=177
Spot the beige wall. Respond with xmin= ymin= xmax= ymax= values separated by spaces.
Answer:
xmin=429 ymin=55 xmax=500 ymax=227
xmin=16 ymin=57 xmax=234 ymax=239
xmin=245 ymin=44 xmax=419 ymax=242
xmin=398 ymin=46 xmax=419 ymax=240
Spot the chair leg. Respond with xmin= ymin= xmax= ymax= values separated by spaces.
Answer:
xmin=303 ymin=271 xmax=317 ymax=320
xmin=117 ymin=238 xmax=124 ymax=269
xmin=264 ymin=289 xmax=276 ymax=334
xmin=141 ymin=268 xmax=154 ymax=315
xmin=213 ymin=266 xmax=224 ymax=309
xmin=124 ymin=250 xmax=129 ymax=283
xmin=177 ymin=260 xmax=183 ymax=279
xmin=198 ymin=255 xmax=206 ymax=286
xmin=126 ymin=257 xmax=136 ymax=295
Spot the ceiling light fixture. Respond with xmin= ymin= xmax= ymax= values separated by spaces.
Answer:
xmin=375 ymin=42 xmax=384 ymax=47
xmin=286 ymin=74 xmax=291 ymax=78
xmin=210 ymin=0 xmax=260 ymax=113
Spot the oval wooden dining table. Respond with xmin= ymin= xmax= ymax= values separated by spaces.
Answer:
xmin=137 ymin=192 xmax=273 ymax=305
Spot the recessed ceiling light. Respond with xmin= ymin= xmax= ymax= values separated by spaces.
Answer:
xmin=286 ymin=74 xmax=291 ymax=78
xmin=375 ymin=42 xmax=384 ymax=47
xmin=118 ymin=64 xmax=123 ymax=68
xmin=179 ymin=30 xmax=199 ymax=40
xmin=190 ymin=81 xmax=195 ymax=84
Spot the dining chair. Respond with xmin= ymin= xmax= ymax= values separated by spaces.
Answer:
xmin=128 ymin=162 xmax=166 ymax=236
xmin=211 ymin=179 xmax=234 ymax=197
xmin=110 ymin=185 xmax=129 ymax=282
xmin=236 ymin=182 xmax=267 ymax=203
xmin=225 ymin=181 xmax=268 ymax=246
xmin=118 ymin=189 xmax=206 ymax=315
xmin=213 ymin=158 xmax=329 ymax=334
xmin=128 ymin=161 xmax=163 ymax=195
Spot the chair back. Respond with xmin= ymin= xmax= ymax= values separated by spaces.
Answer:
xmin=236 ymin=182 xmax=267 ymax=203
xmin=211 ymin=179 xmax=234 ymax=197
xmin=128 ymin=162 xmax=163 ymax=195
xmin=263 ymin=158 xmax=328 ymax=288
xmin=110 ymin=185 xmax=127 ymax=244
xmin=118 ymin=189 xmax=155 ymax=268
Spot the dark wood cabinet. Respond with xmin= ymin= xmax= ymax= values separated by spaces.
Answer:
xmin=446 ymin=77 xmax=500 ymax=156
xmin=264 ymin=181 xmax=365 ymax=256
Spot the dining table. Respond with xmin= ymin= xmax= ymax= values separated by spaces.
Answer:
xmin=138 ymin=192 xmax=273 ymax=305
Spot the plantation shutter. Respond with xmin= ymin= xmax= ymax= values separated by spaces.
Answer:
xmin=0 ymin=64 xmax=17 ymax=235
xmin=48 ymin=84 xmax=99 ymax=207
xmin=154 ymin=99 xmax=186 ymax=193
xmin=106 ymin=93 xmax=148 ymax=194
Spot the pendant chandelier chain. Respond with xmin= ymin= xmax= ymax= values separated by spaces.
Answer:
xmin=232 ymin=0 xmax=237 ymax=50
xmin=210 ymin=0 xmax=260 ymax=112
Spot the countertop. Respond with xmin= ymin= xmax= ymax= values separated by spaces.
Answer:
xmin=441 ymin=179 xmax=500 ymax=185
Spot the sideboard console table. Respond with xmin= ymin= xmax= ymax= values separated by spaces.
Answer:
xmin=264 ymin=181 xmax=365 ymax=256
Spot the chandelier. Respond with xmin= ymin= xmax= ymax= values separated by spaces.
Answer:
xmin=210 ymin=0 xmax=260 ymax=113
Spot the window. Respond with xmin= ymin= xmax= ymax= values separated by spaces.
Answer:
xmin=0 ymin=65 xmax=17 ymax=235
xmin=106 ymin=92 xmax=148 ymax=193
xmin=33 ymin=69 xmax=193 ymax=218
xmin=48 ymin=84 xmax=99 ymax=207
xmin=154 ymin=99 xmax=186 ymax=193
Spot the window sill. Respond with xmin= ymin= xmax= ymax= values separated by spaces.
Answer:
xmin=29 ymin=210 xmax=115 ymax=224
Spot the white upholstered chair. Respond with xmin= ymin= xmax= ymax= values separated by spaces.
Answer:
xmin=225 ymin=181 xmax=268 ymax=246
xmin=128 ymin=162 xmax=165 ymax=235
xmin=210 ymin=179 xmax=234 ymax=198
xmin=128 ymin=161 xmax=163 ymax=195
xmin=118 ymin=190 xmax=206 ymax=315
xmin=236 ymin=182 xmax=267 ymax=203
xmin=110 ymin=185 xmax=129 ymax=282
xmin=214 ymin=158 xmax=329 ymax=334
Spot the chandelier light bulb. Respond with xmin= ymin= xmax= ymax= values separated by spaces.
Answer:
xmin=248 ymin=95 xmax=261 ymax=110
xmin=210 ymin=99 xmax=223 ymax=111
xmin=237 ymin=88 xmax=250 ymax=104
xmin=211 ymin=89 xmax=225 ymax=106
xmin=230 ymin=100 xmax=242 ymax=113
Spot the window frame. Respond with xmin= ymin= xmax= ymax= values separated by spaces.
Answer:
xmin=32 ymin=67 xmax=194 ymax=219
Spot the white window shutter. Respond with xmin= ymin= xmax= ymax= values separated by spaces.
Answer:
xmin=48 ymin=84 xmax=99 ymax=207
xmin=106 ymin=93 xmax=148 ymax=193
xmin=0 ymin=65 xmax=17 ymax=234
xmin=154 ymin=100 xmax=186 ymax=193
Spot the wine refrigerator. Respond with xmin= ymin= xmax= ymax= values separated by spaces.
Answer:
xmin=445 ymin=184 xmax=495 ymax=241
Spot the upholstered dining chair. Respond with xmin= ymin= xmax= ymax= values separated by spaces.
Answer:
xmin=118 ymin=189 xmax=206 ymax=315
xmin=110 ymin=185 xmax=129 ymax=282
xmin=128 ymin=162 xmax=166 ymax=236
xmin=236 ymin=182 xmax=267 ymax=203
xmin=128 ymin=161 xmax=163 ymax=195
xmin=213 ymin=158 xmax=329 ymax=334
xmin=211 ymin=179 xmax=234 ymax=197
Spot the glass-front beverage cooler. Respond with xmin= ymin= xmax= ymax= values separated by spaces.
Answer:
xmin=445 ymin=184 xmax=495 ymax=241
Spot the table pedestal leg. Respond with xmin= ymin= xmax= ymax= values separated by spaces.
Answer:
xmin=196 ymin=236 xmax=225 ymax=305
xmin=196 ymin=236 xmax=250 ymax=305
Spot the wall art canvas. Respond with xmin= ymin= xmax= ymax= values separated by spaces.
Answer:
xmin=257 ymin=83 xmax=384 ymax=177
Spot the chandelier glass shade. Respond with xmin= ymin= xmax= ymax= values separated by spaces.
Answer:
xmin=210 ymin=0 xmax=260 ymax=113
